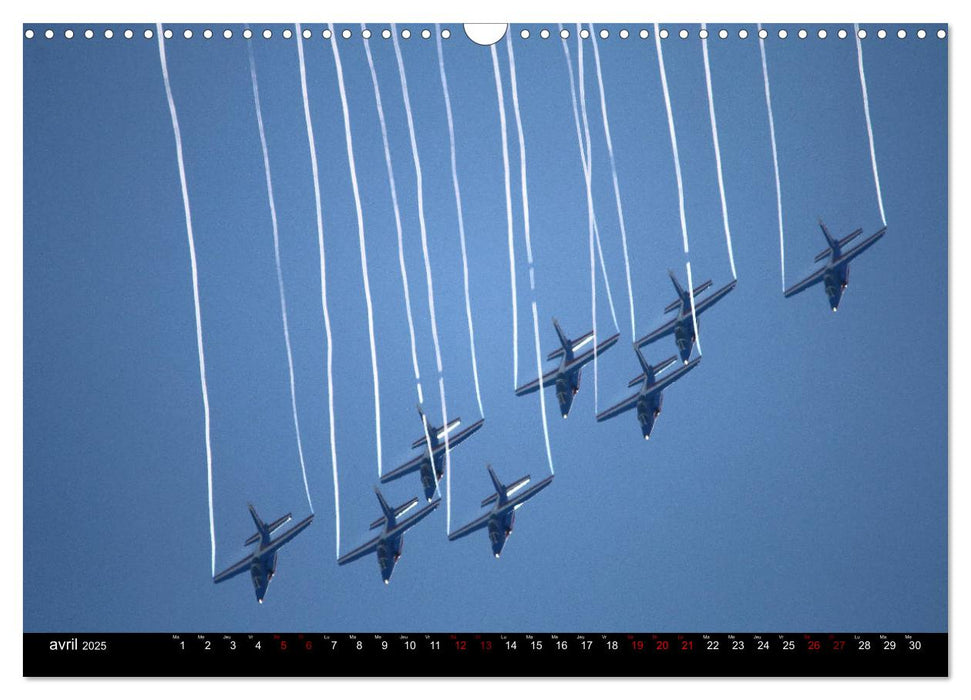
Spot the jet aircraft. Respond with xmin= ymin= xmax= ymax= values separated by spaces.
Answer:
xmin=515 ymin=318 xmax=620 ymax=418
xmin=212 ymin=504 xmax=314 ymax=604
xmin=596 ymin=345 xmax=701 ymax=440
xmin=380 ymin=406 xmax=484 ymax=502
xmin=447 ymin=465 xmax=554 ymax=558
xmin=337 ymin=488 xmax=440 ymax=584
xmin=784 ymin=220 xmax=887 ymax=311
xmin=635 ymin=270 xmax=736 ymax=364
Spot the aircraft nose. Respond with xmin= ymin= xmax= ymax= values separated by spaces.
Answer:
xmin=384 ymin=579 xmax=390 ymax=585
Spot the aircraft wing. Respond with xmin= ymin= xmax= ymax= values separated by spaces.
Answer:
xmin=213 ymin=554 xmax=253 ymax=584
xmin=380 ymin=452 xmax=426 ymax=484
xmin=514 ymin=366 xmax=560 ymax=396
xmin=447 ymin=511 xmax=492 ymax=541
xmin=645 ymin=356 xmax=702 ymax=394
xmin=502 ymin=474 xmax=554 ymax=511
xmin=835 ymin=227 xmax=887 ymax=266
xmin=634 ymin=317 xmax=678 ymax=348
xmin=783 ymin=267 xmax=827 ymax=298
xmin=441 ymin=418 xmax=485 ymax=451
xmin=337 ymin=535 xmax=381 ymax=566
xmin=596 ymin=392 xmax=640 ymax=422
xmin=693 ymin=279 xmax=737 ymax=314
xmin=388 ymin=498 xmax=441 ymax=537
xmin=263 ymin=514 xmax=314 ymax=556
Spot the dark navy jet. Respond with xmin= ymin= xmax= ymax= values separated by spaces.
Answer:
xmin=212 ymin=505 xmax=314 ymax=604
xmin=448 ymin=465 xmax=554 ymax=558
xmin=635 ymin=270 xmax=736 ymax=364
xmin=784 ymin=220 xmax=887 ymax=311
xmin=380 ymin=405 xmax=484 ymax=502
xmin=515 ymin=318 xmax=621 ymax=418
xmin=596 ymin=345 xmax=701 ymax=440
xmin=337 ymin=488 xmax=440 ymax=584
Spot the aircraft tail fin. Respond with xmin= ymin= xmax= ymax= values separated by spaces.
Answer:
xmin=634 ymin=344 xmax=652 ymax=375
xmin=244 ymin=504 xmax=272 ymax=546
xmin=376 ymin=488 xmax=394 ymax=521
xmin=815 ymin=218 xmax=842 ymax=261
xmin=668 ymin=269 xmax=687 ymax=299
xmin=547 ymin=318 xmax=572 ymax=360
xmin=247 ymin=504 xmax=266 ymax=534
xmin=410 ymin=405 xmax=436 ymax=449
xmin=819 ymin=218 xmax=838 ymax=247
xmin=487 ymin=464 xmax=505 ymax=495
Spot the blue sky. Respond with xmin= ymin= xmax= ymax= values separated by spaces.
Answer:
xmin=24 ymin=23 xmax=946 ymax=632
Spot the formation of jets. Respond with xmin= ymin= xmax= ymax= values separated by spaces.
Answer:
xmin=213 ymin=220 xmax=886 ymax=602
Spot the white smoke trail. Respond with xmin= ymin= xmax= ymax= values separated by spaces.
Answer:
xmin=560 ymin=28 xmax=624 ymax=412
xmin=758 ymin=23 xmax=787 ymax=291
xmin=247 ymin=43 xmax=313 ymax=514
xmin=589 ymin=24 xmax=637 ymax=338
xmin=701 ymin=23 xmax=738 ymax=280
xmin=329 ymin=24 xmax=383 ymax=478
xmin=390 ymin=26 xmax=453 ymax=514
xmin=296 ymin=24 xmax=339 ymax=556
xmin=854 ymin=23 xmax=887 ymax=226
xmin=436 ymin=25 xmax=485 ymax=420
xmin=574 ymin=29 xmax=599 ymax=411
xmin=491 ymin=45 xmax=519 ymax=390
xmin=156 ymin=24 xmax=216 ymax=576
xmin=362 ymin=27 xmax=425 ymax=409
xmin=654 ymin=24 xmax=702 ymax=355
xmin=570 ymin=31 xmax=620 ymax=336
xmin=507 ymin=36 xmax=554 ymax=476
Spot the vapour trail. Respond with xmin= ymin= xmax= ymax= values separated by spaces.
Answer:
xmin=295 ymin=23 xmax=339 ymax=556
xmin=574 ymin=29 xmax=600 ymax=411
xmin=436 ymin=25 xmax=485 ymax=420
xmin=362 ymin=27 xmax=426 ymax=410
xmin=854 ymin=23 xmax=887 ymax=226
xmin=568 ymin=30 xmax=620 ymax=336
xmin=156 ymin=24 xmax=216 ymax=576
xmin=758 ymin=23 xmax=787 ymax=291
xmin=329 ymin=23 xmax=383 ymax=477
xmin=589 ymin=24 xmax=637 ymax=339
xmin=491 ymin=45 xmax=519 ymax=390
xmin=247 ymin=43 xmax=313 ymax=513
xmin=559 ymin=28 xmax=626 ymax=412
xmin=700 ymin=23 xmax=738 ymax=280
xmin=391 ymin=26 xmax=453 ymax=518
xmin=654 ymin=24 xmax=702 ymax=356
xmin=507 ymin=36 xmax=554 ymax=475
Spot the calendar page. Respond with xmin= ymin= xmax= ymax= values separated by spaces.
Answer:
xmin=22 ymin=20 xmax=948 ymax=677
